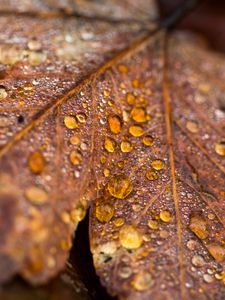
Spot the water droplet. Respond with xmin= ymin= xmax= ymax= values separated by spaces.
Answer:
xmin=118 ymin=64 xmax=128 ymax=74
xmin=186 ymin=121 xmax=199 ymax=133
xmin=108 ymin=115 xmax=122 ymax=134
xmin=118 ymin=265 xmax=132 ymax=278
xmin=0 ymin=86 xmax=7 ymax=100
xmin=126 ymin=92 xmax=135 ymax=105
xmin=103 ymin=168 xmax=110 ymax=177
xmin=113 ymin=217 xmax=124 ymax=227
xmin=70 ymin=204 xmax=86 ymax=223
xmin=143 ymin=135 xmax=154 ymax=146
xmin=208 ymin=213 xmax=215 ymax=220
xmin=146 ymin=170 xmax=158 ymax=181
xmin=76 ymin=113 xmax=86 ymax=123
xmin=70 ymin=134 xmax=80 ymax=145
xmin=121 ymin=140 xmax=133 ymax=153
xmin=25 ymin=186 xmax=48 ymax=205
xmin=104 ymin=137 xmax=116 ymax=152
xmin=28 ymin=40 xmax=42 ymax=51
xmin=130 ymin=106 xmax=147 ymax=123
xmin=28 ymin=151 xmax=46 ymax=174
xmin=0 ymin=115 xmax=11 ymax=127
xmin=70 ymin=150 xmax=82 ymax=165
xmin=64 ymin=116 xmax=78 ymax=129
xmin=189 ymin=214 xmax=208 ymax=240
xmin=148 ymin=219 xmax=159 ymax=230
xmin=132 ymin=79 xmax=141 ymax=88
xmin=191 ymin=255 xmax=205 ymax=267
xmin=203 ymin=274 xmax=214 ymax=283
xmin=95 ymin=198 xmax=114 ymax=223
xmin=207 ymin=243 xmax=225 ymax=262
xmin=159 ymin=210 xmax=172 ymax=222
xmin=151 ymin=159 xmax=165 ymax=171
xmin=215 ymin=141 xmax=225 ymax=156
xmin=119 ymin=224 xmax=143 ymax=249
xmin=159 ymin=230 xmax=169 ymax=239
xmin=107 ymin=175 xmax=133 ymax=199
xmin=129 ymin=125 xmax=144 ymax=137
xmin=132 ymin=271 xmax=153 ymax=291
xmin=187 ymin=239 xmax=198 ymax=250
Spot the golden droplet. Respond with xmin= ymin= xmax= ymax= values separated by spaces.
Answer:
xmin=132 ymin=271 xmax=153 ymax=291
xmin=103 ymin=90 xmax=110 ymax=97
xmin=130 ymin=107 xmax=147 ymax=123
xmin=28 ymin=151 xmax=46 ymax=174
xmin=129 ymin=125 xmax=144 ymax=137
xmin=113 ymin=217 xmax=125 ymax=227
xmin=118 ymin=64 xmax=128 ymax=74
xmin=132 ymin=79 xmax=141 ymax=88
xmin=207 ymin=243 xmax=225 ymax=263
xmin=25 ymin=186 xmax=48 ymax=205
xmin=70 ymin=134 xmax=80 ymax=145
xmin=146 ymin=170 xmax=158 ymax=181
xmin=96 ymin=198 xmax=114 ymax=223
xmin=191 ymin=255 xmax=205 ymax=267
xmin=76 ymin=113 xmax=86 ymax=123
xmin=0 ymin=87 xmax=7 ymax=100
xmin=70 ymin=150 xmax=82 ymax=165
xmin=189 ymin=214 xmax=209 ymax=240
xmin=70 ymin=204 xmax=86 ymax=223
xmin=142 ymin=135 xmax=154 ymax=147
xmin=24 ymin=82 xmax=33 ymax=91
xmin=159 ymin=210 xmax=172 ymax=222
xmin=119 ymin=224 xmax=142 ymax=249
xmin=148 ymin=219 xmax=159 ymax=230
xmin=186 ymin=121 xmax=199 ymax=133
xmin=151 ymin=159 xmax=165 ymax=171
xmin=121 ymin=140 xmax=133 ymax=153
xmin=215 ymin=141 xmax=225 ymax=156
xmin=103 ymin=168 xmax=110 ymax=177
xmin=104 ymin=137 xmax=116 ymax=153
xmin=64 ymin=116 xmax=78 ymax=129
xmin=107 ymin=175 xmax=133 ymax=199
xmin=108 ymin=115 xmax=122 ymax=134
xmin=126 ymin=92 xmax=135 ymax=105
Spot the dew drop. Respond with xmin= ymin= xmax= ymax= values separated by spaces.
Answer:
xmin=191 ymin=255 xmax=205 ymax=267
xmin=107 ymin=175 xmax=133 ymax=199
xmin=119 ymin=224 xmax=143 ymax=249
xmin=70 ymin=134 xmax=80 ymax=145
xmin=207 ymin=243 xmax=225 ymax=262
xmin=64 ymin=116 xmax=78 ymax=129
xmin=151 ymin=159 xmax=165 ymax=171
xmin=104 ymin=137 xmax=116 ymax=153
xmin=25 ymin=186 xmax=48 ymax=205
xmin=70 ymin=150 xmax=82 ymax=165
xmin=118 ymin=265 xmax=132 ymax=278
xmin=132 ymin=79 xmax=141 ymax=88
xmin=76 ymin=113 xmax=86 ymax=123
xmin=129 ymin=125 xmax=144 ymax=137
xmin=28 ymin=151 xmax=46 ymax=174
xmin=203 ymin=274 xmax=214 ymax=283
xmin=0 ymin=86 xmax=7 ymax=100
xmin=215 ymin=141 xmax=225 ymax=156
xmin=108 ymin=115 xmax=122 ymax=134
xmin=189 ymin=214 xmax=208 ymax=240
xmin=132 ymin=271 xmax=153 ymax=291
xmin=126 ymin=92 xmax=135 ymax=105
xmin=159 ymin=210 xmax=172 ymax=222
xmin=143 ymin=135 xmax=154 ymax=147
xmin=113 ymin=217 xmax=125 ymax=227
xmin=186 ymin=121 xmax=199 ymax=133
xmin=148 ymin=219 xmax=159 ymax=230
xmin=70 ymin=204 xmax=86 ymax=223
xmin=120 ymin=140 xmax=133 ymax=153
xmin=103 ymin=168 xmax=110 ymax=177
xmin=130 ymin=106 xmax=147 ymax=123
xmin=118 ymin=64 xmax=128 ymax=74
xmin=95 ymin=198 xmax=114 ymax=223
xmin=146 ymin=170 xmax=158 ymax=181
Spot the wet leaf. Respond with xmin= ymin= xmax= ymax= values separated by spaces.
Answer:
xmin=0 ymin=0 xmax=157 ymax=286
xmin=0 ymin=1 xmax=225 ymax=300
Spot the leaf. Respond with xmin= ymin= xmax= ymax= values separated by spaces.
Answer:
xmin=89 ymin=32 xmax=225 ymax=300
xmin=0 ymin=0 xmax=157 ymax=286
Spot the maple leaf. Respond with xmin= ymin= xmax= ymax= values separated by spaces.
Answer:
xmin=0 ymin=1 xmax=225 ymax=300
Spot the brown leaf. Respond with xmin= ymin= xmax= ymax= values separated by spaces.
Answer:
xmin=0 ymin=0 xmax=157 ymax=286
xmin=89 ymin=33 xmax=225 ymax=300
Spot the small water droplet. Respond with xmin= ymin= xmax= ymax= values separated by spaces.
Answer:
xmin=146 ymin=170 xmax=158 ymax=181
xmin=108 ymin=115 xmax=122 ymax=134
xmin=191 ymin=255 xmax=205 ymax=267
xmin=151 ymin=159 xmax=165 ymax=171
xmin=143 ymin=135 xmax=154 ymax=146
xmin=95 ymin=198 xmax=114 ymax=223
xmin=130 ymin=106 xmax=147 ymax=123
xmin=70 ymin=134 xmax=80 ymax=145
xmin=159 ymin=210 xmax=172 ymax=222
xmin=113 ymin=217 xmax=124 ymax=227
xmin=107 ymin=175 xmax=133 ymax=199
xmin=207 ymin=243 xmax=225 ymax=262
xmin=76 ymin=113 xmax=87 ymax=123
xmin=121 ymin=140 xmax=133 ymax=153
xmin=119 ymin=224 xmax=142 ymax=249
xmin=129 ymin=125 xmax=144 ymax=137
xmin=215 ymin=141 xmax=225 ymax=156
xmin=25 ymin=186 xmax=48 ymax=205
xmin=64 ymin=116 xmax=78 ymax=129
xmin=118 ymin=64 xmax=128 ymax=74
xmin=132 ymin=79 xmax=141 ymax=88
xmin=132 ymin=271 xmax=153 ymax=291
xmin=0 ymin=86 xmax=7 ymax=100
xmin=186 ymin=121 xmax=199 ymax=133
xmin=104 ymin=137 xmax=116 ymax=152
xmin=126 ymin=92 xmax=135 ymax=105
xmin=28 ymin=151 xmax=46 ymax=174
xmin=70 ymin=150 xmax=82 ymax=165
xmin=189 ymin=213 xmax=208 ymax=240
xmin=148 ymin=219 xmax=159 ymax=230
